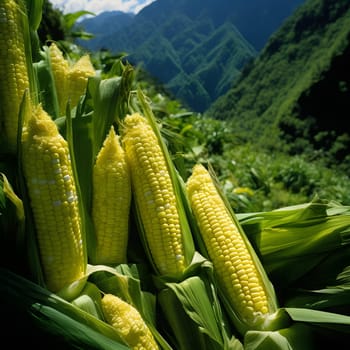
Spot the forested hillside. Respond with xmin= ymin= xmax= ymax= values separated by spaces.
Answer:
xmin=208 ymin=0 xmax=350 ymax=171
xmin=78 ymin=10 xmax=134 ymax=35
xmin=77 ymin=0 xmax=304 ymax=111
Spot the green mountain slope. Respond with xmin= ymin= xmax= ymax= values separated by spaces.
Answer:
xmin=78 ymin=0 xmax=304 ymax=112
xmin=163 ymin=22 xmax=257 ymax=111
xmin=208 ymin=0 xmax=350 ymax=168
xmin=77 ymin=11 xmax=134 ymax=36
xmin=80 ymin=7 xmax=256 ymax=112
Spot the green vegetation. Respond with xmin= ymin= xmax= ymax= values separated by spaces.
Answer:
xmin=208 ymin=0 xmax=350 ymax=172
xmin=150 ymin=104 xmax=350 ymax=213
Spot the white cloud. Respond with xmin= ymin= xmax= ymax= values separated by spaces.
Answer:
xmin=49 ymin=0 xmax=155 ymax=15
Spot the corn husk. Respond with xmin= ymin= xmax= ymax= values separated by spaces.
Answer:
xmin=156 ymin=253 xmax=243 ymax=350
xmin=238 ymin=197 xmax=350 ymax=291
xmin=0 ymin=267 xmax=128 ymax=349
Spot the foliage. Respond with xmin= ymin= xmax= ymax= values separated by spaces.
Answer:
xmin=37 ymin=0 xmax=66 ymax=43
xmin=208 ymin=0 xmax=350 ymax=171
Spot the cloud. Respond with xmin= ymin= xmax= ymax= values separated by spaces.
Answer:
xmin=49 ymin=0 xmax=155 ymax=15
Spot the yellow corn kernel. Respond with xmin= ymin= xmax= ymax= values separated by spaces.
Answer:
xmin=122 ymin=112 xmax=186 ymax=277
xmin=21 ymin=104 xmax=85 ymax=292
xmin=49 ymin=44 xmax=95 ymax=115
xmin=48 ymin=42 xmax=69 ymax=116
xmin=186 ymin=164 xmax=273 ymax=325
xmin=92 ymin=125 xmax=131 ymax=265
xmin=0 ymin=0 xmax=30 ymax=154
xmin=101 ymin=293 xmax=159 ymax=350
xmin=67 ymin=54 xmax=95 ymax=110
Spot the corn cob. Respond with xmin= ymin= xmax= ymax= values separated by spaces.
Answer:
xmin=0 ymin=0 xmax=30 ymax=154
xmin=21 ymin=104 xmax=85 ymax=293
xmin=48 ymin=42 xmax=69 ymax=116
xmin=101 ymin=293 xmax=159 ymax=350
xmin=186 ymin=164 xmax=277 ymax=330
xmin=92 ymin=125 xmax=131 ymax=265
xmin=67 ymin=54 xmax=95 ymax=110
xmin=121 ymin=112 xmax=187 ymax=277
xmin=49 ymin=44 xmax=95 ymax=115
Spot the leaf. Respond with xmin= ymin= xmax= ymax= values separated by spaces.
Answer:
xmin=64 ymin=11 xmax=96 ymax=31
xmin=285 ymin=307 xmax=350 ymax=327
xmin=86 ymin=264 xmax=173 ymax=350
xmin=239 ymin=199 xmax=350 ymax=287
xmin=25 ymin=0 xmax=44 ymax=31
xmin=157 ymin=257 xmax=242 ymax=350
xmin=0 ymin=268 xmax=128 ymax=348
xmin=244 ymin=323 xmax=314 ymax=350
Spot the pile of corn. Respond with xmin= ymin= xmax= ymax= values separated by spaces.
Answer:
xmin=1 ymin=1 xmax=350 ymax=349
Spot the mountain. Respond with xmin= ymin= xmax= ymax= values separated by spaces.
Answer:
xmin=77 ymin=0 xmax=305 ymax=112
xmin=208 ymin=0 xmax=350 ymax=166
xmin=135 ymin=0 xmax=305 ymax=50
xmin=78 ymin=11 xmax=134 ymax=37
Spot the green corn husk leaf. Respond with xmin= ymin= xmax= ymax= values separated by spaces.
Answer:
xmin=238 ymin=197 xmax=350 ymax=290
xmin=244 ymin=322 xmax=315 ymax=350
xmin=25 ymin=0 xmax=43 ymax=31
xmin=29 ymin=304 xmax=128 ymax=350
xmin=25 ymin=0 xmax=43 ymax=62
xmin=87 ymin=263 xmax=173 ymax=350
xmin=156 ymin=252 xmax=243 ymax=350
xmin=285 ymin=260 xmax=350 ymax=314
xmin=285 ymin=307 xmax=350 ymax=328
xmin=71 ymin=281 xmax=104 ymax=320
xmin=283 ymin=307 xmax=350 ymax=348
xmin=0 ymin=268 xmax=129 ymax=349
xmin=88 ymin=263 xmax=156 ymax=324
xmin=18 ymin=0 xmax=38 ymax=103
xmin=91 ymin=61 xmax=133 ymax=155
xmin=72 ymin=293 xmax=102 ymax=320
xmin=64 ymin=10 xmax=95 ymax=32
xmin=34 ymin=45 xmax=61 ymax=119
xmin=244 ymin=306 xmax=350 ymax=349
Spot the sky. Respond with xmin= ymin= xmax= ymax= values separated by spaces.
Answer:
xmin=49 ymin=0 xmax=156 ymax=15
